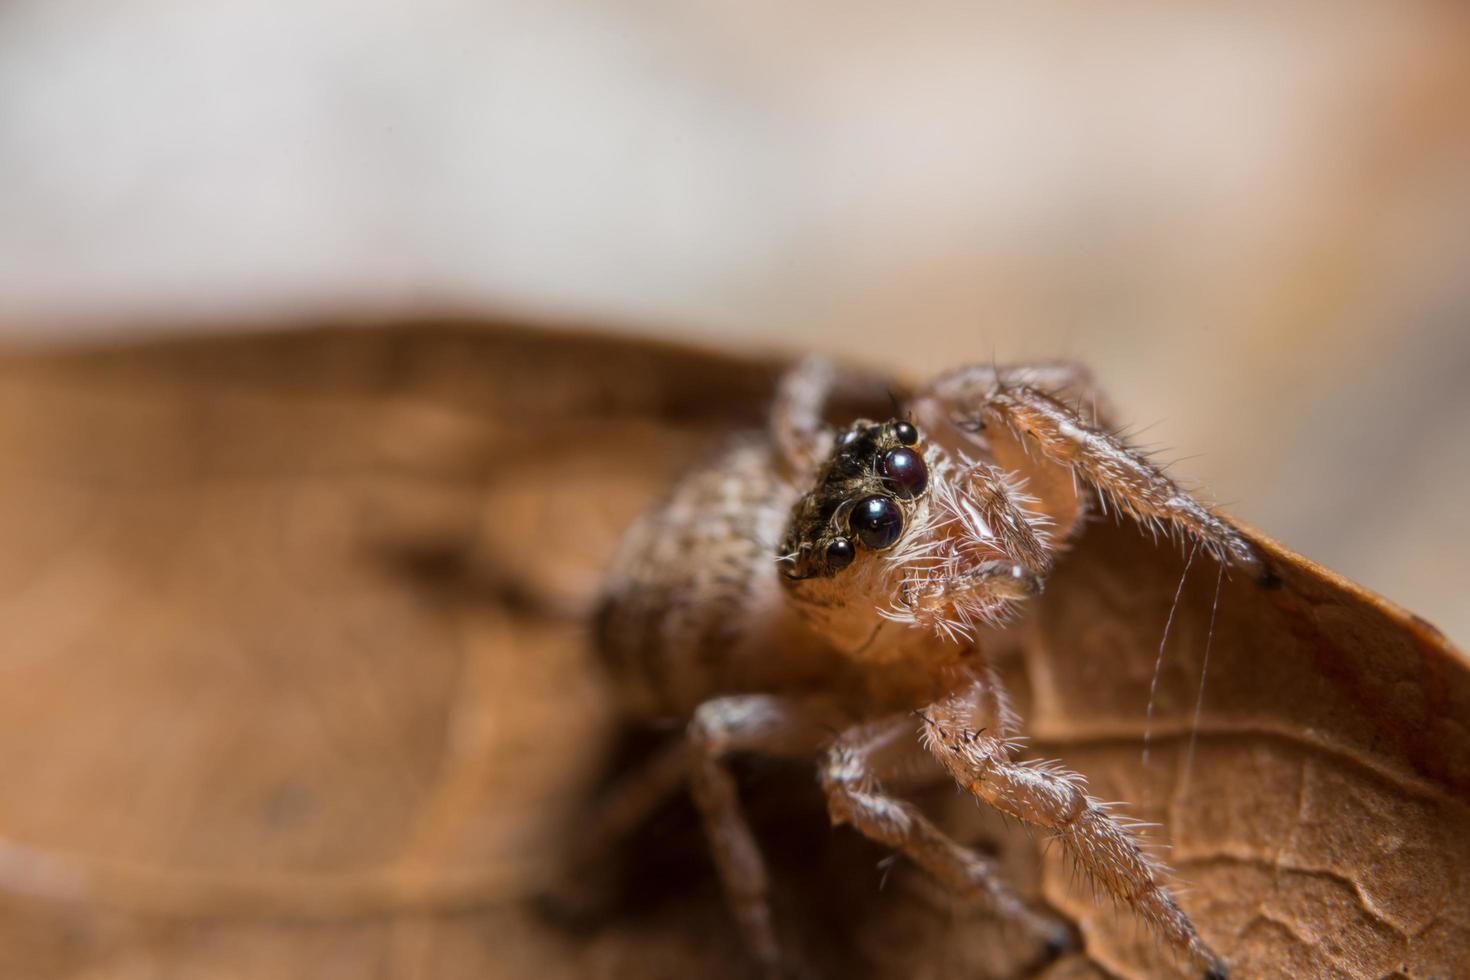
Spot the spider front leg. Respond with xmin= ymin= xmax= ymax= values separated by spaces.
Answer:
xmin=769 ymin=356 xmax=902 ymax=481
xmin=770 ymin=355 xmax=839 ymax=479
xmin=888 ymin=460 xmax=1055 ymax=637
xmin=918 ymin=673 xmax=1228 ymax=978
xmin=920 ymin=364 xmax=1259 ymax=571
xmin=820 ymin=714 xmax=1074 ymax=957
xmin=686 ymin=694 xmax=838 ymax=975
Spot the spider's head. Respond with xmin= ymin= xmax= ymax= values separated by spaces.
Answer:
xmin=776 ymin=417 xmax=939 ymax=654
xmin=777 ymin=415 xmax=1044 ymax=655
xmin=777 ymin=417 xmax=929 ymax=582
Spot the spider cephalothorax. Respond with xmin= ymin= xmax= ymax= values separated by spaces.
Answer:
xmin=778 ymin=413 xmax=1054 ymax=648
xmin=776 ymin=417 xmax=929 ymax=581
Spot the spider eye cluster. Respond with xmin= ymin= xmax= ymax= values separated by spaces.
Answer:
xmin=813 ymin=418 xmax=930 ymax=575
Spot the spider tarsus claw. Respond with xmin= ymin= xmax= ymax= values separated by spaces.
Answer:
xmin=1255 ymin=559 xmax=1282 ymax=590
xmin=1041 ymin=923 xmax=1077 ymax=960
xmin=1203 ymin=961 xmax=1230 ymax=980
xmin=1021 ymin=908 xmax=1077 ymax=962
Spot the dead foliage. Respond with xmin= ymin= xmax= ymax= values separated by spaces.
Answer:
xmin=0 ymin=318 xmax=1461 ymax=979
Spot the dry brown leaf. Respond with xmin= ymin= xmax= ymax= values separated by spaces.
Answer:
xmin=0 ymin=318 xmax=1461 ymax=979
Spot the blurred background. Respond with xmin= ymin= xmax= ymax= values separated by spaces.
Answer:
xmin=0 ymin=6 xmax=1469 ymax=978
xmin=1 ymin=0 xmax=1467 ymax=643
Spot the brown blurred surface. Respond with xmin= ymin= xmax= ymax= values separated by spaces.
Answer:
xmin=0 ymin=321 xmax=1463 ymax=978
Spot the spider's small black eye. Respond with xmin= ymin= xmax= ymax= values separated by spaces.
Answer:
xmin=893 ymin=420 xmax=919 ymax=446
xmin=879 ymin=447 xmax=927 ymax=498
xmin=825 ymin=537 xmax=855 ymax=572
xmin=850 ymin=495 xmax=903 ymax=550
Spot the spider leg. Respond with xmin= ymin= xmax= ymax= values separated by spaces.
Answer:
xmin=769 ymin=356 xmax=901 ymax=481
xmin=686 ymin=694 xmax=838 ymax=974
xmin=918 ymin=671 xmax=1228 ymax=978
xmin=554 ymin=735 xmax=691 ymax=879
xmin=771 ymin=355 xmax=839 ymax=479
xmin=819 ymin=713 xmax=1073 ymax=954
xmin=885 ymin=460 xmax=1054 ymax=637
xmin=948 ymin=459 xmax=1055 ymax=573
xmin=920 ymin=363 xmax=1257 ymax=570
xmin=926 ymin=361 xmax=1109 ymax=424
xmin=889 ymin=559 xmax=1044 ymax=641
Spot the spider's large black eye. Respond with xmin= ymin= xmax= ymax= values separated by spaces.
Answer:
xmin=825 ymin=537 xmax=855 ymax=572
xmin=879 ymin=447 xmax=927 ymax=498
xmin=893 ymin=420 xmax=919 ymax=446
xmin=850 ymin=495 xmax=903 ymax=550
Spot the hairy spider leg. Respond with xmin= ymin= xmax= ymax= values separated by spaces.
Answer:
xmin=920 ymin=671 xmax=1229 ymax=979
xmin=820 ymin=712 xmax=1073 ymax=956
xmin=921 ymin=365 xmax=1256 ymax=570
xmin=685 ymin=695 xmax=839 ymax=974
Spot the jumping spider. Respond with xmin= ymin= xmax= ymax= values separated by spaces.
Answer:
xmin=594 ymin=357 xmax=1257 ymax=978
